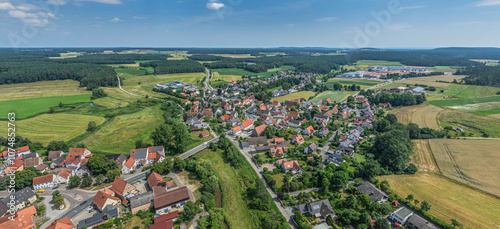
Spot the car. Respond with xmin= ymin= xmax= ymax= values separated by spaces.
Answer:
xmin=37 ymin=189 xmax=45 ymax=193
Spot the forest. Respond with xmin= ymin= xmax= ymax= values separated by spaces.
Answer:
xmin=140 ymin=60 xmax=205 ymax=74
xmin=456 ymin=65 xmax=500 ymax=87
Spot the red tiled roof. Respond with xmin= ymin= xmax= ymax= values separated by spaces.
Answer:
xmin=154 ymin=187 xmax=190 ymax=209
xmin=58 ymin=168 xmax=72 ymax=180
xmin=146 ymin=220 xmax=174 ymax=229
xmin=110 ymin=177 xmax=134 ymax=196
xmin=148 ymin=172 xmax=165 ymax=188
xmin=1 ymin=146 xmax=30 ymax=157
xmin=0 ymin=206 xmax=36 ymax=229
xmin=93 ymin=190 xmax=119 ymax=209
xmin=45 ymin=217 xmax=74 ymax=229
xmin=231 ymin=126 xmax=241 ymax=133
xmin=241 ymin=119 xmax=253 ymax=128
xmin=166 ymin=181 xmax=174 ymax=189
xmin=33 ymin=174 xmax=55 ymax=185
xmin=124 ymin=157 xmax=135 ymax=169
xmin=154 ymin=211 xmax=179 ymax=224
xmin=254 ymin=124 xmax=266 ymax=136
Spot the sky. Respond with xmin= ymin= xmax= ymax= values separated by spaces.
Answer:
xmin=1 ymin=0 xmax=500 ymax=48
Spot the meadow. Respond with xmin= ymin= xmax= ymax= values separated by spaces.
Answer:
xmin=211 ymin=72 xmax=242 ymax=82
xmin=121 ymin=73 xmax=206 ymax=97
xmin=437 ymin=109 xmax=500 ymax=137
xmin=114 ymin=67 xmax=148 ymax=79
xmin=309 ymin=90 xmax=355 ymax=103
xmin=211 ymin=68 xmax=255 ymax=76
xmin=79 ymin=105 xmax=164 ymax=154
xmin=0 ymin=80 xmax=89 ymax=101
xmin=355 ymin=60 xmax=403 ymax=67
xmin=327 ymin=78 xmax=380 ymax=89
xmin=271 ymin=91 xmax=316 ymax=102
xmin=429 ymin=139 xmax=500 ymax=197
xmin=382 ymin=173 xmax=500 ymax=229
xmin=429 ymin=96 xmax=500 ymax=108
xmin=0 ymin=95 xmax=92 ymax=119
xmin=0 ymin=113 xmax=106 ymax=145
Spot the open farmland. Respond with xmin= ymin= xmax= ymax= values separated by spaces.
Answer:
xmin=327 ymin=78 xmax=381 ymax=89
xmin=410 ymin=105 xmax=443 ymax=129
xmin=121 ymin=73 xmax=205 ymax=97
xmin=80 ymin=105 xmax=163 ymax=154
xmin=0 ymin=113 xmax=106 ymax=145
xmin=212 ymin=68 xmax=254 ymax=76
xmin=0 ymin=95 xmax=92 ymax=119
xmin=210 ymin=54 xmax=255 ymax=58
xmin=438 ymin=109 xmax=500 ymax=137
xmin=388 ymin=105 xmax=422 ymax=124
xmin=410 ymin=140 xmax=440 ymax=173
xmin=114 ymin=67 xmax=148 ymax=79
xmin=0 ymin=80 xmax=89 ymax=101
xmin=429 ymin=96 xmax=500 ymax=108
xmin=429 ymin=139 xmax=500 ymax=197
xmin=382 ymin=173 xmax=500 ymax=229
xmin=399 ymin=75 xmax=465 ymax=87
xmin=310 ymin=90 xmax=355 ymax=103
xmin=271 ymin=91 xmax=316 ymax=102
xmin=211 ymin=72 xmax=242 ymax=82
xmin=355 ymin=60 xmax=403 ymax=67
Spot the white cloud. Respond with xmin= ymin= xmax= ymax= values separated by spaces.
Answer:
xmin=317 ymin=17 xmax=336 ymax=22
xmin=399 ymin=5 xmax=426 ymax=10
xmin=8 ymin=10 xmax=57 ymax=26
xmin=110 ymin=17 xmax=121 ymax=22
xmin=0 ymin=2 xmax=16 ymax=10
xmin=16 ymin=4 xmax=40 ymax=11
xmin=206 ymin=0 xmax=224 ymax=10
xmin=47 ymin=0 xmax=69 ymax=5
xmin=475 ymin=0 xmax=500 ymax=6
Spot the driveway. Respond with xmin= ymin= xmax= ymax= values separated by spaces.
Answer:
xmin=319 ymin=127 xmax=343 ymax=160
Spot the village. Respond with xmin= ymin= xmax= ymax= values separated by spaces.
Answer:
xmin=0 ymin=66 xmax=440 ymax=229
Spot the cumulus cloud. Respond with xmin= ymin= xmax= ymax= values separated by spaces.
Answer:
xmin=475 ymin=0 xmax=500 ymax=6
xmin=8 ymin=10 xmax=58 ymax=26
xmin=110 ymin=17 xmax=121 ymax=22
xmin=206 ymin=0 xmax=224 ymax=10
xmin=47 ymin=0 xmax=69 ymax=5
xmin=0 ymin=2 xmax=16 ymax=10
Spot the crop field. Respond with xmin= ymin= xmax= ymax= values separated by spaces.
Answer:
xmin=197 ymin=149 xmax=258 ymax=229
xmin=410 ymin=140 xmax=440 ymax=173
xmin=382 ymin=173 xmax=500 ymax=229
xmin=388 ymin=105 xmax=422 ymax=124
xmin=0 ymin=80 xmax=90 ymax=101
xmin=429 ymin=96 xmax=500 ymax=108
xmin=271 ymin=91 xmax=316 ymax=102
xmin=410 ymin=105 xmax=443 ymax=129
xmin=211 ymin=72 xmax=242 ymax=82
xmin=210 ymin=54 xmax=256 ymax=58
xmin=212 ymin=68 xmax=255 ymax=76
xmin=428 ymin=139 xmax=500 ymax=197
xmin=0 ymin=113 xmax=106 ymax=145
xmin=80 ymin=105 xmax=163 ymax=154
xmin=437 ymin=109 xmax=500 ymax=137
xmin=0 ymin=95 xmax=92 ymax=119
xmin=355 ymin=60 xmax=404 ymax=67
xmin=310 ymin=90 xmax=355 ymax=103
xmin=327 ymin=78 xmax=381 ymax=89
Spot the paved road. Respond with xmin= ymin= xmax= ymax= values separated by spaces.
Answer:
xmin=226 ymin=136 xmax=296 ymax=229
xmin=179 ymin=137 xmax=220 ymax=160
xmin=204 ymin=68 xmax=214 ymax=92
xmin=319 ymin=127 xmax=343 ymax=160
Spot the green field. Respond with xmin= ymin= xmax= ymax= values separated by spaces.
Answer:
xmin=121 ymin=73 xmax=205 ymax=97
xmin=271 ymin=91 xmax=316 ymax=102
xmin=0 ymin=80 xmax=90 ymax=102
xmin=428 ymin=96 xmax=500 ymax=108
xmin=0 ymin=95 xmax=92 ymax=119
xmin=79 ymin=105 xmax=164 ymax=154
xmin=438 ymin=110 xmax=500 ymax=137
xmin=327 ymin=78 xmax=381 ymax=89
xmin=470 ymin=107 xmax=500 ymax=116
xmin=258 ymin=65 xmax=295 ymax=78
xmin=355 ymin=60 xmax=404 ymax=66
xmin=310 ymin=90 xmax=356 ymax=103
xmin=115 ymin=67 xmax=148 ymax=79
xmin=0 ymin=113 xmax=106 ymax=145
xmin=211 ymin=68 xmax=255 ymax=76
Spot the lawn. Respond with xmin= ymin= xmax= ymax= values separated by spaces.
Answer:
xmin=309 ymin=91 xmax=355 ymax=103
xmin=211 ymin=68 xmax=255 ymax=76
xmin=79 ymin=105 xmax=164 ymax=154
xmin=197 ymin=149 xmax=258 ymax=229
xmin=271 ymin=91 xmax=316 ymax=102
xmin=382 ymin=173 xmax=500 ymax=229
xmin=0 ymin=80 xmax=89 ymax=101
xmin=0 ymin=113 xmax=106 ymax=145
xmin=0 ymin=94 xmax=92 ymax=119
xmin=355 ymin=60 xmax=403 ymax=66
xmin=272 ymin=173 xmax=285 ymax=190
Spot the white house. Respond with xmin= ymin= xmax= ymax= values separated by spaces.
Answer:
xmin=122 ymin=157 xmax=137 ymax=174
xmin=32 ymin=174 xmax=56 ymax=190
xmin=55 ymin=168 xmax=73 ymax=184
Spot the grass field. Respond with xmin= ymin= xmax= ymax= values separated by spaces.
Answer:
xmin=327 ymin=78 xmax=381 ymax=89
xmin=410 ymin=105 xmax=443 ymax=129
xmin=437 ymin=109 xmax=500 ymax=137
xmin=271 ymin=91 xmax=316 ymax=102
xmin=429 ymin=139 xmax=500 ymax=197
xmin=0 ymin=80 xmax=89 ymax=101
xmin=355 ymin=60 xmax=403 ymax=67
xmin=310 ymin=90 xmax=355 ymax=103
xmin=211 ymin=68 xmax=255 ymax=76
xmin=429 ymin=96 xmax=500 ymax=108
xmin=0 ymin=113 xmax=106 ymax=145
xmin=0 ymin=95 xmax=92 ymax=119
xmin=197 ymin=149 xmax=258 ymax=229
xmin=410 ymin=140 xmax=440 ymax=173
xmin=79 ymin=105 xmax=163 ymax=154
xmin=382 ymin=173 xmax=500 ymax=229
xmin=115 ymin=67 xmax=148 ymax=79
xmin=471 ymin=107 xmax=500 ymax=116
xmin=211 ymin=72 xmax=242 ymax=82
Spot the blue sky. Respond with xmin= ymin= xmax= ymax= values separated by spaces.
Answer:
xmin=1 ymin=0 xmax=500 ymax=48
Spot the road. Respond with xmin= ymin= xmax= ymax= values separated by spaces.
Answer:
xmin=204 ymin=68 xmax=214 ymax=92
xmin=226 ymin=136 xmax=296 ymax=229
xmin=179 ymin=137 xmax=220 ymax=160
xmin=319 ymin=127 xmax=343 ymax=160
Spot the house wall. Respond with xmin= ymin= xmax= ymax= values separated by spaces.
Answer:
xmin=33 ymin=182 xmax=54 ymax=190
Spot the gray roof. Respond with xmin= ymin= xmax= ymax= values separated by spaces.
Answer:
xmin=130 ymin=148 xmax=148 ymax=159
xmin=77 ymin=205 xmax=118 ymax=229
xmin=407 ymin=214 xmax=438 ymax=229
xmin=1 ymin=187 xmax=35 ymax=207
xmin=21 ymin=153 xmax=38 ymax=161
xmin=296 ymin=199 xmax=335 ymax=218
xmin=0 ymin=202 xmax=8 ymax=217
xmin=52 ymin=156 xmax=65 ymax=165
xmin=248 ymin=136 xmax=268 ymax=146
xmin=240 ymin=142 xmax=250 ymax=149
xmin=356 ymin=182 xmax=388 ymax=202
xmin=48 ymin=151 xmax=63 ymax=160
xmin=393 ymin=207 xmax=413 ymax=219
xmin=150 ymin=146 xmax=163 ymax=153
xmin=130 ymin=191 xmax=154 ymax=209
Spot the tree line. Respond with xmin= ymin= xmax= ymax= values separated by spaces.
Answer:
xmin=52 ymin=54 xmax=170 ymax=64
xmin=456 ymin=65 xmax=500 ymax=87
xmin=140 ymin=60 xmax=205 ymax=74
